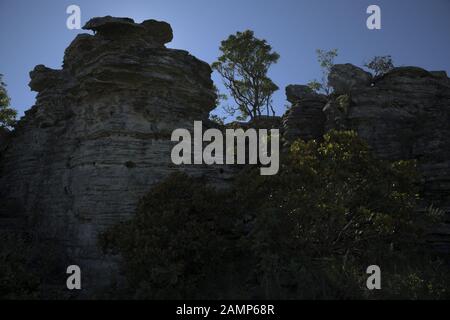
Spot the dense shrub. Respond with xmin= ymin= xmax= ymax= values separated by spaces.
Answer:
xmin=0 ymin=204 xmax=70 ymax=299
xmin=0 ymin=232 xmax=40 ymax=299
xmin=365 ymin=55 xmax=395 ymax=77
xmin=236 ymin=131 xmax=448 ymax=299
xmin=100 ymin=174 xmax=244 ymax=299
xmin=101 ymin=130 xmax=449 ymax=299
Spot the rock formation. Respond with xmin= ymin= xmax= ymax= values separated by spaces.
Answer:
xmin=1 ymin=15 xmax=449 ymax=296
xmin=0 ymin=16 xmax=228 ymax=293
xmin=285 ymin=64 xmax=450 ymax=251
xmin=283 ymin=85 xmax=327 ymax=146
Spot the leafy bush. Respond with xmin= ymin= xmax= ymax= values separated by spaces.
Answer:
xmin=365 ymin=55 xmax=395 ymax=77
xmin=100 ymin=174 xmax=243 ymax=299
xmin=212 ymin=30 xmax=279 ymax=120
xmin=0 ymin=74 xmax=17 ymax=129
xmin=237 ymin=131 xmax=447 ymax=299
xmin=0 ymin=232 xmax=40 ymax=299
xmin=307 ymin=49 xmax=339 ymax=95
xmin=101 ymin=130 xmax=449 ymax=299
xmin=0 ymin=204 xmax=70 ymax=299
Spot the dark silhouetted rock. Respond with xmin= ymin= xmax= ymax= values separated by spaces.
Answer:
xmin=286 ymin=85 xmax=323 ymax=103
xmin=328 ymin=63 xmax=373 ymax=94
xmin=0 ymin=16 xmax=224 ymax=294
xmin=285 ymin=64 xmax=450 ymax=251
xmin=82 ymin=16 xmax=173 ymax=45
xmin=283 ymin=86 xmax=327 ymax=145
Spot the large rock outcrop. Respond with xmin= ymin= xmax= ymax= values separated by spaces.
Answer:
xmin=282 ymin=85 xmax=327 ymax=146
xmin=1 ymin=15 xmax=449 ymax=295
xmin=0 ymin=16 xmax=227 ymax=292
xmin=284 ymin=64 xmax=450 ymax=251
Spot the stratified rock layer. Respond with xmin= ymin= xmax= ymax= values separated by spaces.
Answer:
xmin=285 ymin=64 xmax=450 ymax=251
xmin=0 ymin=16 xmax=225 ymax=291
xmin=283 ymin=85 xmax=327 ymax=146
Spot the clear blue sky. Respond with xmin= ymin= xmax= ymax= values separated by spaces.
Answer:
xmin=1 ymin=0 xmax=449 ymax=120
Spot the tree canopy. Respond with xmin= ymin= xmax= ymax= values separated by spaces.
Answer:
xmin=307 ymin=48 xmax=338 ymax=95
xmin=0 ymin=74 xmax=17 ymax=129
xmin=212 ymin=30 xmax=280 ymax=121
xmin=365 ymin=55 xmax=395 ymax=77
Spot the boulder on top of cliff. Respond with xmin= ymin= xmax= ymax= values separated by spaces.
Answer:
xmin=430 ymin=71 xmax=449 ymax=80
xmin=286 ymin=85 xmax=326 ymax=103
xmin=328 ymin=64 xmax=373 ymax=94
xmin=59 ymin=16 xmax=214 ymax=107
xmin=382 ymin=66 xmax=431 ymax=79
xmin=82 ymin=16 xmax=173 ymax=44
xmin=29 ymin=65 xmax=67 ymax=92
xmin=141 ymin=19 xmax=174 ymax=44
xmin=283 ymin=85 xmax=327 ymax=143
xmin=82 ymin=16 xmax=136 ymax=31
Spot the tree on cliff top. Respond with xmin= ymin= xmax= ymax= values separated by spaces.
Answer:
xmin=365 ymin=55 xmax=395 ymax=77
xmin=212 ymin=30 xmax=279 ymax=121
xmin=307 ymin=48 xmax=338 ymax=95
xmin=0 ymin=74 xmax=17 ymax=129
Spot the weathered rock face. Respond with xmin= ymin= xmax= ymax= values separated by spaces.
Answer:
xmin=282 ymin=85 xmax=327 ymax=146
xmin=285 ymin=65 xmax=450 ymax=251
xmin=0 ymin=16 xmax=227 ymax=292
xmin=328 ymin=63 xmax=373 ymax=94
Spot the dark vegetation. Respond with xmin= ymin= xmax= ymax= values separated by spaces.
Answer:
xmin=0 ymin=224 xmax=69 ymax=299
xmin=365 ymin=55 xmax=395 ymax=77
xmin=100 ymin=130 xmax=450 ymax=299
xmin=0 ymin=74 xmax=17 ymax=129
xmin=0 ymin=31 xmax=446 ymax=300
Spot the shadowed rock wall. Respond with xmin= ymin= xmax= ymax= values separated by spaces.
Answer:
xmin=0 ymin=16 xmax=228 ymax=292
xmin=284 ymin=64 xmax=450 ymax=251
xmin=1 ymin=16 xmax=449 ymax=295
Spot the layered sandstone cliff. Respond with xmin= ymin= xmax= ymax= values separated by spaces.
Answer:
xmin=0 ymin=16 xmax=227 ymax=292
xmin=1 ymin=16 xmax=449 ymax=295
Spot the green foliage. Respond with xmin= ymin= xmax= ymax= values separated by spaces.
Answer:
xmin=0 ymin=232 xmax=40 ymax=299
xmin=209 ymin=114 xmax=225 ymax=126
xmin=0 ymin=74 xmax=17 ymax=129
xmin=100 ymin=174 xmax=242 ymax=299
xmin=365 ymin=55 xmax=395 ymax=77
xmin=0 ymin=228 xmax=70 ymax=300
xmin=0 ymin=201 xmax=71 ymax=299
xmin=212 ymin=30 xmax=280 ymax=120
xmin=308 ymin=49 xmax=338 ymax=95
xmin=336 ymin=94 xmax=350 ymax=113
xmin=238 ymin=131 xmax=447 ymax=298
xmin=212 ymin=84 xmax=227 ymax=109
xmin=209 ymin=85 xmax=228 ymax=125
xmin=307 ymin=80 xmax=322 ymax=92
xmin=101 ymin=130 xmax=449 ymax=300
